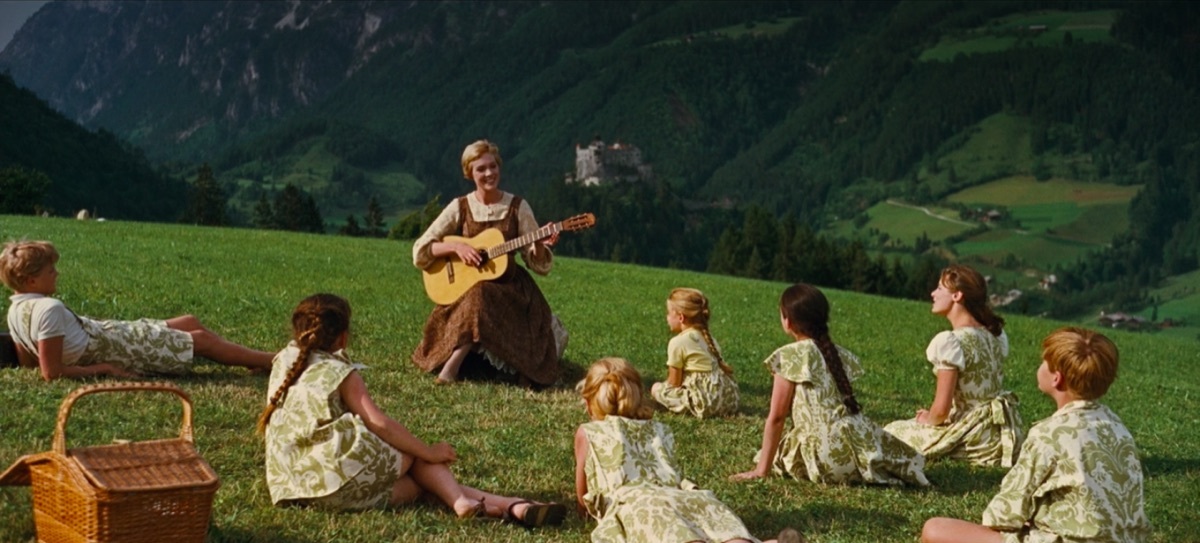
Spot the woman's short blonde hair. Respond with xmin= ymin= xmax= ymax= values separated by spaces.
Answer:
xmin=576 ymin=357 xmax=653 ymax=420
xmin=0 ymin=240 xmax=58 ymax=291
xmin=460 ymin=139 xmax=502 ymax=179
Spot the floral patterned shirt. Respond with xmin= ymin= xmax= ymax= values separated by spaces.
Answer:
xmin=982 ymin=400 xmax=1151 ymax=543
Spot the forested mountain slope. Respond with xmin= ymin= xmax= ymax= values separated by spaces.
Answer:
xmin=0 ymin=74 xmax=185 ymax=220
xmin=2 ymin=1 xmax=1197 ymax=324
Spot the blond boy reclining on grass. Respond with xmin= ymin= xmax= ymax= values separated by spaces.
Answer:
xmin=1 ymin=240 xmax=273 ymax=381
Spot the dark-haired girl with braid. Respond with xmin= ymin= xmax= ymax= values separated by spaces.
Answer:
xmin=730 ymin=283 xmax=928 ymax=486
xmin=884 ymin=265 xmax=1024 ymax=467
xmin=650 ymin=288 xmax=740 ymax=418
xmin=260 ymin=293 xmax=566 ymax=526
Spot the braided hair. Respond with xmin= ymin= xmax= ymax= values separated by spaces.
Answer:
xmin=780 ymin=284 xmax=861 ymax=415
xmin=576 ymin=357 xmax=654 ymax=420
xmin=667 ymin=288 xmax=728 ymax=371
xmin=256 ymin=293 xmax=352 ymax=435
xmin=940 ymin=264 xmax=1005 ymax=337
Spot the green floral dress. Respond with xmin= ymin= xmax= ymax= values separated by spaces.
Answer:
xmin=884 ymin=328 xmax=1024 ymax=467
xmin=7 ymin=293 xmax=192 ymax=374
xmin=264 ymin=342 xmax=403 ymax=510
xmin=765 ymin=340 xmax=929 ymax=486
xmin=652 ymin=329 xmax=739 ymax=418
xmin=982 ymin=400 xmax=1151 ymax=543
xmin=580 ymin=416 xmax=758 ymax=543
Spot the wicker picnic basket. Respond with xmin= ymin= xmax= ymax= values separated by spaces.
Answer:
xmin=0 ymin=382 xmax=220 ymax=543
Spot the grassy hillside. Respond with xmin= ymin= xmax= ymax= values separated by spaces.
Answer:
xmin=1142 ymin=269 xmax=1200 ymax=342
xmin=839 ymin=176 xmax=1139 ymax=271
xmin=0 ymin=216 xmax=1196 ymax=542
xmin=918 ymin=10 xmax=1118 ymax=62
xmin=948 ymin=176 xmax=1139 ymax=262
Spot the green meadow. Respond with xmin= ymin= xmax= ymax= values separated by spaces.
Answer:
xmin=846 ymin=200 xmax=974 ymax=245
xmin=1141 ymin=269 xmax=1200 ymax=342
xmin=947 ymin=176 xmax=1139 ymax=268
xmin=849 ymin=176 xmax=1138 ymax=272
xmin=918 ymin=10 xmax=1116 ymax=62
xmin=222 ymin=140 xmax=426 ymax=229
xmin=0 ymin=216 xmax=1196 ymax=542
xmin=850 ymin=111 xmax=1139 ymax=271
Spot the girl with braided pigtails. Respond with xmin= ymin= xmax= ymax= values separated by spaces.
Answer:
xmin=730 ymin=283 xmax=929 ymax=486
xmin=650 ymin=288 xmax=740 ymax=418
xmin=259 ymin=293 xmax=566 ymax=526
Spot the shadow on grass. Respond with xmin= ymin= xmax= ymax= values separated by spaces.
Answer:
xmin=208 ymin=526 xmax=321 ymax=543
xmin=731 ymin=379 xmax=773 ymax=418
xmin=739 ymin=502 xmax=909 ymax=541
xmin=430 ymin=353 xmax=588 ymax=392
xmin=1143 ymin=455 xmax=1200 ymax=477
xmin=923 ymin=461 xmax=1007 ymax=495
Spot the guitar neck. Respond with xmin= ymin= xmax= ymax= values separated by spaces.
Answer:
xmin=486 ymin=223 xmax=560 ymax=259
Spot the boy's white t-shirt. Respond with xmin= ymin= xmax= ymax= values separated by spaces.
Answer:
xmin=6 ymin=293 xmax=90 ymax=364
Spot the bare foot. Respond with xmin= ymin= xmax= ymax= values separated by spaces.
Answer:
xmin=452 ymin=498 xmax=484 ymax=519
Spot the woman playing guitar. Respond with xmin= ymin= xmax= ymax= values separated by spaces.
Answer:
xmin=411 ymin=140 xmax=567 ymax=387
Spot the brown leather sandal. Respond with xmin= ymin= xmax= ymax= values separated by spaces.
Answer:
xmin=504 ymin=500 xmax=566 ymax=528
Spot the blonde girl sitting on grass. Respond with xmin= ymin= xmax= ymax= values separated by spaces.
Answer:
xmin=650 ymin=287 xmax=739 ymax=418
xmin=576 ymin=357 xmax=799 ymax=543
xmin=259 ymin=293 xmax=566 ymax=526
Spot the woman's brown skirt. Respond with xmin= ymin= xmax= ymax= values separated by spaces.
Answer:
xmin=412 ymin=265 xmax=561 ymax=386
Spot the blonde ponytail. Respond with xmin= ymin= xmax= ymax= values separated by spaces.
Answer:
xmin=577 ymin=357 xmax=653 ymax=420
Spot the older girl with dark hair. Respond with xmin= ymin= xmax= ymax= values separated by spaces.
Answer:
xmin=884 ymin=264 xmax=1024 ymax=467
xmin=731 ymin=283 xmax=927 ymax=486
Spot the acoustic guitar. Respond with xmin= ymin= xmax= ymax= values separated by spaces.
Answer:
xmin=422 ymin=213 xmax=596 ymax=305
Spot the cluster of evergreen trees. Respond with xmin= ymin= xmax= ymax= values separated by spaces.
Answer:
xmin=337 ymin=196 xmax=388 ymax=238
xmin=382 ymin=179 xmax=947 ymax=302
xmin=181 ymin=164 xmax=325 ymax=234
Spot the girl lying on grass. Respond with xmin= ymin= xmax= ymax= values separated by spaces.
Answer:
xmin=259 ymin=293 xmax=566 ymax=526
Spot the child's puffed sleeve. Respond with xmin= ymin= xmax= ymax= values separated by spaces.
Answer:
xmin=925 ymin=330 xmax=965 ymax=373
xmin=666 ymin=333 xmax=687 ymax=369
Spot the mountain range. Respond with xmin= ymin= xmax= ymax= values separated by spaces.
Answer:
xmin=2 ymin=0 xmax=1198 ymax=324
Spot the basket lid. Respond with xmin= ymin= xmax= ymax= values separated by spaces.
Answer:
xmin=69 ymin=438 xmax=219 ymax=491
xmin=0 ymin=453 xmax=49 ymax=486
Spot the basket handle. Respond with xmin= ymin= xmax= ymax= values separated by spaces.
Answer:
xmin=53 ymin=381 xmax=195 ymax=455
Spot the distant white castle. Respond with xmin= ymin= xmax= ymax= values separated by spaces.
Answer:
xmin=570 ymin=138 xmax=652 ymax=186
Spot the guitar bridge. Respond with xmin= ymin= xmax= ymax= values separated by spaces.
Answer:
xmin=446 ymin=260 xmax=455 ymax=284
